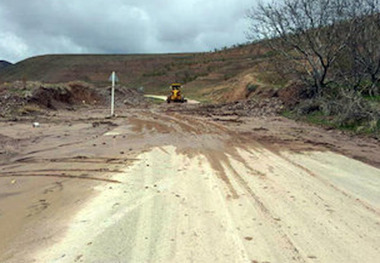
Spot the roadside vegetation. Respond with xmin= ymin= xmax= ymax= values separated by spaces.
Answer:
xmin=247 ymin=0 xmax=380 ymax=137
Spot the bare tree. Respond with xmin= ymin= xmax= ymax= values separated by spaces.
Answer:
xmin=247 ymin=0 xmax=376 ymax=96
xmin=343 ymin=0 xmax=380 ymax=96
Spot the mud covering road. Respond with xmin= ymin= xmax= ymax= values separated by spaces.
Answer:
xmin=144 ymin=95 xmax=200 ymax=104
xmin=0 ymin=106 xmax=379 ymax=263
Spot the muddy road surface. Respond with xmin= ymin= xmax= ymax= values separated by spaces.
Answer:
xmin=0 ymin=106 xmax=379 ymax=263
xmin=144 ymin=95 xmax=200 ymax=104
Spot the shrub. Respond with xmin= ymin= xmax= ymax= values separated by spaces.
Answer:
xmin=295 ymin=99 xmax=321 ymax=115
xmin=319 ymin=89 xmax=378 ymax=128
xmin=223 ymin=73 xmax=233 ymax=81
xmin=292 ymin=87 xmax=379 ymax=135
xmin=246 ymin=84 xmax=259 ymax=93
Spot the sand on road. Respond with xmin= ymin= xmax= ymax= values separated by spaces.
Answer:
xmin=0 ymin=109 xmax=379 ymax=263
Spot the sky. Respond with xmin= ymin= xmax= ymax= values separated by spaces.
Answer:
xmin=0 ymin=0 xmax=260 ymax=63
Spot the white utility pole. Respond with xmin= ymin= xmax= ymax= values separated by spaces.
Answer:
xmin=111 ymin=71 xmax=115 ymax=116
xmin=109 ymin=71 xmax=119 ymax=116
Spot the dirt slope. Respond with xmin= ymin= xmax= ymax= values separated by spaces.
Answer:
xmin=0 ymin=44 xmax=273 ymax=101
xmin=0 ymin=106 xmax=379 ymax=263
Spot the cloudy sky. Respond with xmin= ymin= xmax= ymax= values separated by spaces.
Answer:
xmin=0 ymin=0 xmax=260 ymax=63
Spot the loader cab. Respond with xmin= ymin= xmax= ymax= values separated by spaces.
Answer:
xmin=171 ymin=83 xmax=182 ymax=91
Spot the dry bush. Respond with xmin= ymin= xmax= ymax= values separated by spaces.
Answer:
xmin=319 ymin=89 xmax=379 ymax=128
xmin=295 ymin=100 xmax=321 ymax=115
xmin=294 ymin=88 xmax=379 ymax=134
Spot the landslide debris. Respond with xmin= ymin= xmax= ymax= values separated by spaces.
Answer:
xmin=170 ymin=98 xmax=284 ymax=117
xmin=102 ymin=85 xmax=150 ymax=108
xmin=29 ymin=81 xmax=101 ymax=109
xmin=0 ymin=81 xmax=148 ymax=118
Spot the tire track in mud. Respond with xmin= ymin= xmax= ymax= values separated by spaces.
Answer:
xmin=142 ymin=111 xmax=223 ymax=135
xmin=201 ymin=148 xmax=307 ymax=262
xmin=163 ymin=111 xmax=379 ymax=262
xmin=24 ymin=140 xmax=89 ymax=155
xmin=13 ymin=156 xmax=138 ymax=164
xmin=0 ymin=173 xmax=121 ymax=184
xmin=231 ymin=147 xmax=380 ymax=262
xmin=149 ymin=110 xmax=310 ymax=260
xmin=276 ymin=152 xmax=380 ymax=215
xmin=249 ymin=136 xmax=380 ymax=216
xmin=128 ymin=117 xmax=172 ymax=134
xmin=0 ymin=168 xmax=123 ymax=174
xmin=2 ymin=156 xmax=135 ymax=184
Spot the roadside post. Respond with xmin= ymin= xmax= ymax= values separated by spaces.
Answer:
xmin=108 ymin=71 xmax=119 ymax=116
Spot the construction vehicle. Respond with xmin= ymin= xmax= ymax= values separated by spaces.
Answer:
xmin=167 ymin=83 xmax=187 ymax=103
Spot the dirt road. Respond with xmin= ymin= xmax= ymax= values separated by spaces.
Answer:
xmin=0 ymin=107 xmax=379 ymax=263
xmin=144 ymin=95 xmax=200 ymax=104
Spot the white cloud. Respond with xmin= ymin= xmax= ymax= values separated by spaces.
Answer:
xmin=0 ymin=0 xmax=259 ymax=63
xmin=0 ymin=32 xmax=29 ymax=60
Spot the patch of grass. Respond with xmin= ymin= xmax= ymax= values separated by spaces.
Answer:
xmin=281 ymin=110 xmax=293 ymax=119
xmin=186 ymin=95 xmax=211 ymax=103
xmin=363 ymin=95 xmax=380 ymax=102
xmin=305 ymin=112 xmax=335 ymax=127
xmin=17 ymin=104 xmax=42 ymax=115
xmin=246 ymin=83 xmax=259 ymax=93
xmin=145 ymin=97 xmax=164 ymax=104
xmin=282 ymin=110 xmax=379 ymax=136
xmin=283 ymin=110 xmax=334 ymax=127
xmin=143 ymin=85 xmax=171 ymax=95
xmin=223 ymin=73 xmax=234 ymax=81
xmin=142 ymin=70 xmax=167 ymax=77
xmin=257 ymin=72 xmax=287 ymax=88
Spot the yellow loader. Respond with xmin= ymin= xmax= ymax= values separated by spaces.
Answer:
xmin=166 ymin=83 xmax=187 ymax=103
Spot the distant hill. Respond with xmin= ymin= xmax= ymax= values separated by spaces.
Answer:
xmin=0 ymin=60 xmax=12 ymax=70
xmin=0 ymin=44 xmax=281 ymax=101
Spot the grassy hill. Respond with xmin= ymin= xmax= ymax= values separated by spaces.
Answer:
xmin=0 ymin=44 xmax=282 ymax=102
xmin=0 ymin=60 xmax=12 ymax=70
